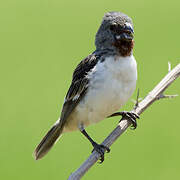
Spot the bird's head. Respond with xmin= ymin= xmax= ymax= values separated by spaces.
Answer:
xmin=95 ymin=12 xmax=134 ymax=56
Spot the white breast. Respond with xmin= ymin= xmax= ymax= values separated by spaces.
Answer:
xmin=63 ymin=55 xmax=137 ymax=132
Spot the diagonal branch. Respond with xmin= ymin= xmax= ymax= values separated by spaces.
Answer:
xmin=68 ymin=63 xmax=180 ymax=180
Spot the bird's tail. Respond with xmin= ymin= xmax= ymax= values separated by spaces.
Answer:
xmin=34 ymin=120 xmax=63 ymax=160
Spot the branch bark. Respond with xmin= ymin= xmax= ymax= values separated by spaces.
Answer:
xmin=68 ymin=63 xmax=180 ymax=180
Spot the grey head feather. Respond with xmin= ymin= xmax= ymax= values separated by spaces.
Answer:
xmin=95 ymin=12 xmax=134 ymax=53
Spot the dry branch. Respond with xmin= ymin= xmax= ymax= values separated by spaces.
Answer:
xmin=68 ymin=63 xmax=180 ymax=180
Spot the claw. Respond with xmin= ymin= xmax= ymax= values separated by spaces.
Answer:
xmin=108 ymin=111 xmax=139 ymax=129
xmin=120 ymin=111 xmax=139 ymax=129
xmin=92 ymin=143 xmax=110 ymax=163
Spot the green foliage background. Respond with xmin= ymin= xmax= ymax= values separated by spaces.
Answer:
xmin=0 ymin=0 xmax=180 ymax=179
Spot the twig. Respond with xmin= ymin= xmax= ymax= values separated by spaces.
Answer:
xmin=168 ymin=61 xmax=171 ymax=72
xmin=68 ymin=63 xmax=180 ymax=180
xmin=156 ymin=94 xmax=178 ymax=100
xmin=134 ymin=88 xmax=140 ymax=109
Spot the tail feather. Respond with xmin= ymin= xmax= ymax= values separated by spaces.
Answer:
xmin=34 ymin=122 xmax=63 ymax=160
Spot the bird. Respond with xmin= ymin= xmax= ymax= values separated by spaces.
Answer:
xmin=34 ymin=11 xmax=138 ymax=163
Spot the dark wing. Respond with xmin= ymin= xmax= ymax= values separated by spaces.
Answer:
xmin=34 ymin=52 xmax=103 ymax=160
xmin=59 ymin=53 xmax=99 ymax=128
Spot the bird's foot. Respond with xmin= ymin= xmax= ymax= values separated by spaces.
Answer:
xmin=108 ymin=111 xmax=139 ymax=129
xmin=92 ymin=142 xmax=110 ymax=163
xmin=120 ymin=111 xmax=139 ymax=129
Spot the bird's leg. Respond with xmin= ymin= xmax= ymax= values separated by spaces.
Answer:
xmin=108 ymin=111 xmax=139 ymax=129
xmin=80 ymin=128 xmax=110 ymax=163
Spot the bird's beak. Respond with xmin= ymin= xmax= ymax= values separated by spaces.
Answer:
xmin=115 ymin=26 xmax=134 ymax=42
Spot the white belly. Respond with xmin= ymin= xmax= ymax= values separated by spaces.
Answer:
xmin=63 ymin=55 xmax=137 ymax=132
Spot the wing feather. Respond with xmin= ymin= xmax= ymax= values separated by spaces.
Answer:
xmin=59 ymin=54 xmax=99 ymax=128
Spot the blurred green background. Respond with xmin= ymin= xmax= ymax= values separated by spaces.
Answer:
xmin=0 ymin=0 xmax=180 ymax=179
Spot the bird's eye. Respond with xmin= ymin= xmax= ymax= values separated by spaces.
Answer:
xmin=110 ymin=24 xmax=116 ymax=31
